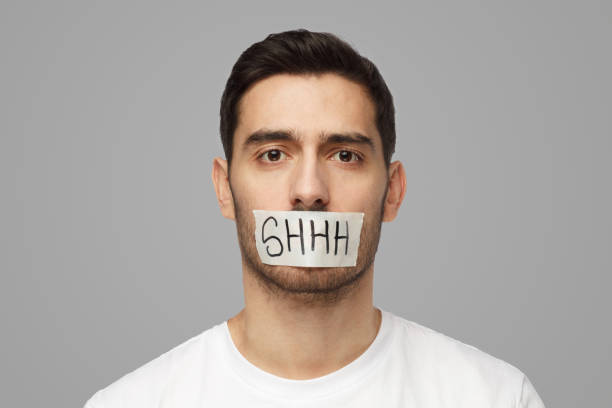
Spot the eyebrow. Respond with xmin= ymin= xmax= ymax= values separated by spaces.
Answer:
xmin=243 ymin=129 xmax=375 ymax=151
xmin=321 ymin=132 xmax=375 ymax=150
xmin=243 ymin=129 xmax=297 ymax=147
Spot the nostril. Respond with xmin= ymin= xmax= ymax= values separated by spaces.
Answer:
xmin=312 ymin=199 xmax=326 ymax=211
xmin=293 ymin=200 xmax=327 ymax=212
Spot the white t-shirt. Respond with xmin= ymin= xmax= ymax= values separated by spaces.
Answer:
xmin=84 ymin=309 xmax=545 ymax=407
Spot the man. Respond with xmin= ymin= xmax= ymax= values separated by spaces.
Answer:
xmin=84 ymin=29 xmax=545 ymax=407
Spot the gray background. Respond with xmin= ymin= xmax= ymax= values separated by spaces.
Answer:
xmin=1 ymin=0 xmax=610 ymax=407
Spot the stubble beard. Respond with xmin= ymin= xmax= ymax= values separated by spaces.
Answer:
xmin=230 ymin=184 xmax=387 ymax=307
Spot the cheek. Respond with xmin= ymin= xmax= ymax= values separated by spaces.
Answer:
xmin=328 ymin=172 xmax=386 ymax=212
xmin=232 ymin=170 xmax=290 ymax=209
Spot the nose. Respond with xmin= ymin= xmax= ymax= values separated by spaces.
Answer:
xmin=289 ymin=155 xmax=330 ymax=210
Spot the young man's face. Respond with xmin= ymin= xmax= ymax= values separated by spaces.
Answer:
xmin=213 ymin=73 xmax=404 ymax=302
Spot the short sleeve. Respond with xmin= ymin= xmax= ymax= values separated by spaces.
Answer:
xmin=519 ymin=374 xmax=545 ymax=408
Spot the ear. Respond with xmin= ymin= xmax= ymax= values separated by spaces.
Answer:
xmin=211 ymin=157 xmax=236 ymax=220
xmin=382 ymin=160 xmax=406 ymax=222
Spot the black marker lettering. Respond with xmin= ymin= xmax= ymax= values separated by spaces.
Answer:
xmin=285 ymin=218 xmax=305 ymax=255
xmin=310 ymin=219 xmax=329 ymax=253
xmin=334 ymin=220 xmax=349 ymax=255
xmin=262 ymin=216 xmax=283 ymax=257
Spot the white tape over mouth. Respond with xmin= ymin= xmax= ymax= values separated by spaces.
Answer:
xmin=253 ymin=210 xmax=364 ymax=267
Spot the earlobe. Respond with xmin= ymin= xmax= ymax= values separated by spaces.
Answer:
xmin=382 ymin=161 xmax=407 ymax=222
xmin=211 ymin=157 xmax=236 ymax=220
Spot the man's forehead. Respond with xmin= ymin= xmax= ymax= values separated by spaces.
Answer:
xmin=234 ymin=73 xmax=380 ymax=146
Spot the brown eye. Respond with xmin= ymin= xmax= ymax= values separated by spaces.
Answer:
xmin=332 ymin=150 xmax=359 ymax=162
xmin=261 ymin=149 xmax=285 ymax=162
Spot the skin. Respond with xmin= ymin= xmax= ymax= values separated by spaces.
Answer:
xmin=212 ymin=73 xmax=406 ymax=380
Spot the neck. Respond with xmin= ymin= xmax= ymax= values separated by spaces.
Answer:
xmin=227 ymin=264 xmax=381 ymax=380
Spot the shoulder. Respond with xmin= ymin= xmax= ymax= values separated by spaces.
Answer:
xmin=385 ymin=312 xmax=543 ymax=407
xmin=392 ymin=313 xmax=523 ymax=378
xmin=83 ymin=322 xmax=225 ymax=408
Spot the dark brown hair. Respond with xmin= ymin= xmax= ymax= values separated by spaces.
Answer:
xmin=219 ymin=29 xmax=396 ymax=166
